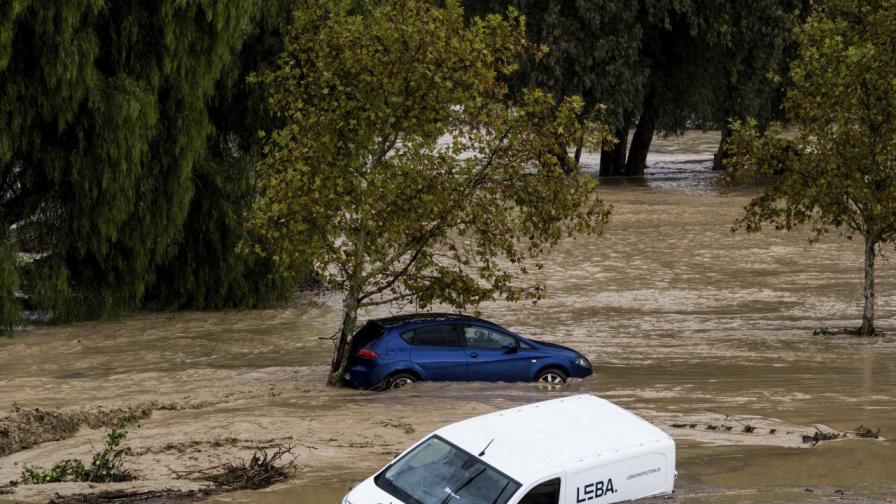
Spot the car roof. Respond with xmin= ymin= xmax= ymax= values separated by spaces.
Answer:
xmin=433 ymin=394 xmax=674 ymax=483
xmin=370 ymin=312 xmax=495 ymax=328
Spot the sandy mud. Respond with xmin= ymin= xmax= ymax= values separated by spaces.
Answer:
xmin=1 ymin=132 xmax=895 ymax=503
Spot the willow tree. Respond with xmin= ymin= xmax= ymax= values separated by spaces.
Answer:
xmin=0 ymin=1 xmax=285 ymax=327
xmin=726 ymin=0 xmax=896 ymax=336
xmin=251 ymin=0 xmax=611 ymax=385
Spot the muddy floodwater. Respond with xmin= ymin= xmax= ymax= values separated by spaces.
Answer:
xmin=2 ymin=131 xmax=895 ymax=503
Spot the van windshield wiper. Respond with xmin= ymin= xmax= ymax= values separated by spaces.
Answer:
xmin=441 ymin=467 xmax=486 ymax=504
xmin=491 ymin=481 xmax=511 ymax=504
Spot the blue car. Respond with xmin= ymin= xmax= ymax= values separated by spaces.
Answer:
xmin=344 ymin=313 xmax=592 ymax=390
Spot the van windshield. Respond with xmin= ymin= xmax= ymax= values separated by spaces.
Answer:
xmin=374 ymin=436 xmax=521 ymax=504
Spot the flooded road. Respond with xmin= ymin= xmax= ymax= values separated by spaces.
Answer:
xmin=2 ymin=131 xmax=895 ymax=503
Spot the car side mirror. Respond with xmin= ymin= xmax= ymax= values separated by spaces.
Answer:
xmin=503 ymin=343 xmax=518 ymax=354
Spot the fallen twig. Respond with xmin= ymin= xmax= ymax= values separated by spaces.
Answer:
xmin=169 ymin=444 xmax=297 ymax=491
xmin=852 ymin=425 xmax=880 ymax=439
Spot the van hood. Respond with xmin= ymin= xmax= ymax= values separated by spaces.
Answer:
xmin=343 ymin=477 xmax=405 ymax=504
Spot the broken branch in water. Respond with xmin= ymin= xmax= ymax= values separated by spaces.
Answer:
xmin=803 ymin=426 xmax=842 ymax=445
xmin=852 ymin=425 xmax=880 ymax=439
xmin=169 ymin=444 xmax=297 ymax=490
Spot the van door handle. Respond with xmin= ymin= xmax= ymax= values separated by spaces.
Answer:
xmin=468 ymin=352 xmax=478 ymax=358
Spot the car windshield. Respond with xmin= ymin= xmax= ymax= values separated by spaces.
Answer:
xmin=375 ymin=436 xmax=520 ymax=504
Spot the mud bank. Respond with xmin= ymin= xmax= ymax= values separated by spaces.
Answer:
xmin=2 ymin=132 xmax=895 ymax=503
xmin=0 ymin=401 xmax=213 ymax=458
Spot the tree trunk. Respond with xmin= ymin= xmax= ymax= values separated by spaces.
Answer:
xmin=625 ymin=96 xmax=656 ymax=176
xmin=712 ymin=124 xmax=733 ymax=171
xmin=328 ymin=230 xmax=367 ymax=386
xmin=599 ymin=127 xmax=628 ymax=177
xmin=327 ymin=287 xmax=361 ymax=386
xmin=859 ymin=236 xmax=877 ymax=336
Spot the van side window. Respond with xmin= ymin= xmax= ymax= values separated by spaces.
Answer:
xmin=518 ymin=478 xmax=561 ymax=504
xmin=407 ymin=325 xmax=460 ymax=347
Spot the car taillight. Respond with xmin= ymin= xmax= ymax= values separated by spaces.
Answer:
xmin=356 ymin=348 xmax=379 ymax=359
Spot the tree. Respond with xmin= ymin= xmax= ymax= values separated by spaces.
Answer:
xmin=620 ymin=0 xmax=803 ymax=177
xmin=250 ymin=0 xmax=611 ymax=385
xmin=705 ymin=0 xmax=806 ymax=171
xmin=0 ymin=1 xmax=291 ymax=328
xmin=145 ymin=0 xmax=297 ymax=310
xmin=463 ymin=1 xmax=800 ymax=177
xmin=725 ymin=0 xmax=896 ymax=336
xmin=463 ymin=0 xmax=645 ymax=169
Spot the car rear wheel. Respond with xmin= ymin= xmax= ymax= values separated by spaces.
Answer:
xmin=536 ymin=368 xmax=567 ymax=385
xmin=385 ymin=373 xmax=417 ymax=390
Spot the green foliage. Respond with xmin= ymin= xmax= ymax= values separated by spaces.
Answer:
xmin=147 ymin=158 xmax=292 ymax=309
xmin=464 ymin=0 xmax=803 ymax=175
xmin=0 ymin=236 xmax=20 ymax=334
xmin=19 ymin=257 xmax=71 ymax=317
xmin=146 ymin=0 xmax=297 ymax=310
xmin=1 ymin=1 xmax=294 ymax=322
xmin=21 ymin=416 xmax=134 ymax=484
xmin=464 ymin=0 xmax=644 ymax=129
xmin=726 ymin=0 xmax=896 ymax=335
xmin=251 ymin=0 xmax=610 ymax=383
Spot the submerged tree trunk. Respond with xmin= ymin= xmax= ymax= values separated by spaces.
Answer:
xmin=625 ymin=95 xmax=656 ymax=176
xmin=328 ymin=231 xmax=367 ymax=386
xmin=327 ymin=288 xmax=360 ymax=386
xmin=599 ymin=127 xmax=628 ymax=177
xmin=860 ymin=236 xmax=877 ymax=336
xmin=712 ymin=124 xmax=733 ymax=171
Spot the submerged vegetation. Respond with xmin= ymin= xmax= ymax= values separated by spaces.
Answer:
xmin=249 ymin=0 xmax=611 ymax=385
xmin=169 ymin=444 xmax=298 ymax=490
xmin=0 ymin=0 xmax=892 ymax=345
xmin=463 ymin=0 xmax=805 ymax=175
xmin=20 ymin=417 xmax=134 ymax=484
xmin=725 ymin=0 xmax=896 ymax=336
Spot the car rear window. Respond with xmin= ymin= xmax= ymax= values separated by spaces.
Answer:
xmin=352 ymin=321 xmax=385 ymax=350
xmin=402 ymin=325 xmax=461 ymax=347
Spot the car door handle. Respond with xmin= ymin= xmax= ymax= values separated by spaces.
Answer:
xmin=468 ymin=352 xmax=478 ymax=358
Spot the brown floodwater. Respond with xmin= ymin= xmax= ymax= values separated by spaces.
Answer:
xmin=1 ymin=131 xmax=895 ymax=503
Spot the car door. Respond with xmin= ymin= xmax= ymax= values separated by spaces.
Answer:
xmin=463 ymin=325 xmax=537 ymax=382
xmin=406 ymin=324 xmax=468 ymax=381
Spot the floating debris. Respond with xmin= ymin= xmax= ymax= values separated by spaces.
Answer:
xmin=169 ymin=444 xmax=297 ymax=490
xmin=852 ymin=425 xmax=880 ymax=439
xmin=742 ymin=425 xmax=756 ymax=433
xmin=802 ymin=427 xmax=842 ymax=445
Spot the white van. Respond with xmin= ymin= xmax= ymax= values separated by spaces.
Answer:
xmin=343 ymin=394 xmax=675 ymax=504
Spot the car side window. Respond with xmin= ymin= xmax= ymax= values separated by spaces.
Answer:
xmin=406 ymin=325 xmax=461 ymax=347
xmin=518 ymin=339 xmax=535 ymax=349
xmin=463 ymin=326 xmax=517 ymax=349
xmin=518 ymin=478 xmax=561 ymax=504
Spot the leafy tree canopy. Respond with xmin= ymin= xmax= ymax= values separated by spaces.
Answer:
xmin=0 ymin=0 xmax=291 ymax=329
xmin=463 ymin=0 xmax=802 ymax=175
xmin=725 ymin=0 xmax=896 ymax=336
xmin=250 ymin=0 xmax=611 ymax=385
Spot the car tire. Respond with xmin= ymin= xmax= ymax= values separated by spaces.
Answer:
xmin=535 ymin=368 xmax=567 ymax=385
xmin=385 ymin=372 xmax=417 ymax=390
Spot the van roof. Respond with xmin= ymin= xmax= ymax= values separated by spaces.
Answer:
xmin=434 ymin=394 xmax=673 ymax=483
